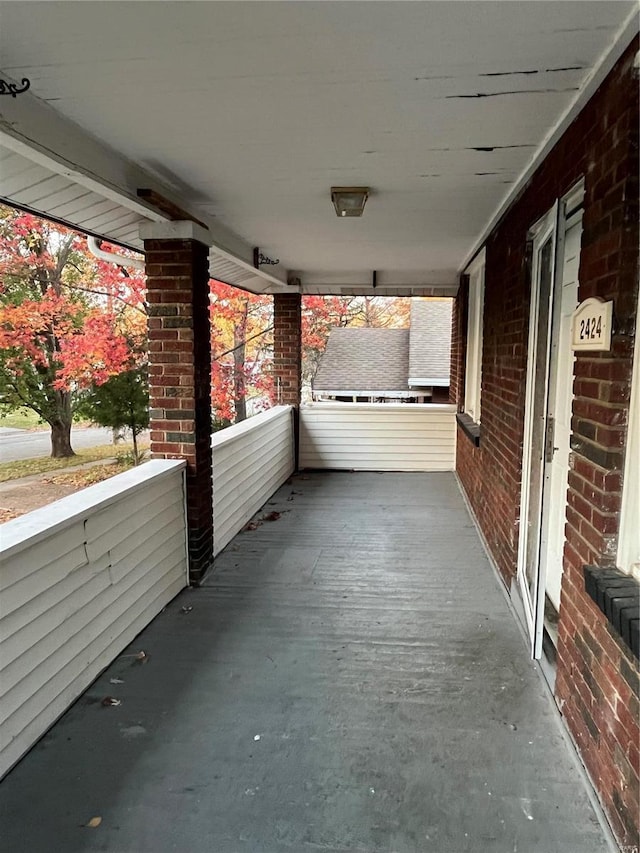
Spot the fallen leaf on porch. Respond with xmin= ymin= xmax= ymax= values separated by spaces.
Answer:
xmin=263 ymin=511 xmax=281 ymax=521
xmin=120 ymin=649 xmax=148 ymax=661
xmin=101 ymin=696 xmax=121 ymax=707
xmin=244 ymin=520 xmax=262 ymax=531
xmin=181 ymin=605 xmax=193 ymax=614
xmin=109 ymin=677 xmax=124 ymax=685
xmin=86 ymin=817 xmax=102 ymax=828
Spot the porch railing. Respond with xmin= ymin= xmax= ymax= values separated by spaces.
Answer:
xmin=299 ymin=402 xmax=457 ymax=471
xmin=212 ymin=405 xmax=295 ymax=555
xmin=0 ymin=459 xmax=188 ymax=780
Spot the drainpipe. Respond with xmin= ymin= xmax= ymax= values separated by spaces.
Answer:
xmin=87 ymin=236 xmax=145 ymax=271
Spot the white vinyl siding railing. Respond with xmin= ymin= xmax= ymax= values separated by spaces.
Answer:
xmin=212 ymin=405 xmax=295 ymax=555
xmin=0 ymin=460 xmax=188 ymax=780
xmin=299 ymin=403 xmax=456 ymax=471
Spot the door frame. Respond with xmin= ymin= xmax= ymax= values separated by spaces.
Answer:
xmin=517 ymin=182 xmax=584 ymax=659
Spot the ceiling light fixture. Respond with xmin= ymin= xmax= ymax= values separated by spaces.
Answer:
xmin=331 ymin=187 xmax=370 ymax=217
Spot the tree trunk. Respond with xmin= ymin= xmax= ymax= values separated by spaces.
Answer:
xmin=233 ymin=305 xmax=248 ymax=423
xmin=49 ymin=388 xmax=74 ymax=457
xmin=50 ymin=419 xmax=74 ymax=457
xmin=132 ymin=429 xmax=139 ymax=465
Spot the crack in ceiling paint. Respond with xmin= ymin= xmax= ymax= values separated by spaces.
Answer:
xmin=444 ymin=87 xmax=580 ymax=99
xmin=479 ymin=66 xmax=585 ymax=77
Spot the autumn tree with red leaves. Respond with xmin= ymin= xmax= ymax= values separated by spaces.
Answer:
xmin=0 ymin=205 xmax=146 ymax=456
xmin=209 ymin=280 xmax=273 ymax=427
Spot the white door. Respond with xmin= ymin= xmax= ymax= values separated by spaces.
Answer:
xmin=539 ymin=215 xmax=582 ymax=611
xmin=518 ymin=193 xmax=582 ymax=658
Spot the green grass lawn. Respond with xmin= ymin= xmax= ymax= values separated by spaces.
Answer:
xmin=0 ymin=443 xmax=150 ymax=483
xmin=0 ymin=409 xmax=94 ymax=430
xmin=0 ymin=408 xmax=46 ymax=430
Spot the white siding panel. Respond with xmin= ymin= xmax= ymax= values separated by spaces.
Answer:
xmin=299 ymin=403 xmax=456 ymax=471
xmin=0 ymin=460 xmax=188 ymax=780
xmin=212 ymin=406 xmax=294 ymax=555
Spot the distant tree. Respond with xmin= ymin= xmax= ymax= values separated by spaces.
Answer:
xmin=209 ymin=280 xmax=273 ymax=425
xmin=0 ymin=205 xmax=146 ymax=456
xmin=78 ymin=365 xmax=149 ymax=464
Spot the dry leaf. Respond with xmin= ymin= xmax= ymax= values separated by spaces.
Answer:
xmin=109 ymin=677 xmax=124 ymax=685
xmin=243 ymin=521 xmax=261 ymax=531
xmin=101 ymin=696 xmax=121 ymax=707
xmin=86 ymin=817 xmax=102 ymax=828
xmin=263 ymin=511 xmax=281 ymax=522
xmin=135 ymin=650 xmax=148 ymax=663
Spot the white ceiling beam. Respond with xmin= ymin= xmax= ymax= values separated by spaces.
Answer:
xmin=0 ymin=82 xmax=288 ymax=286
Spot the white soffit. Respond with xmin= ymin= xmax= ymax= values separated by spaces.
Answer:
xmin=0 ymin=1 xmax=636 ymax=292
xmin=0 ymin=143 xmax=150 ymax=249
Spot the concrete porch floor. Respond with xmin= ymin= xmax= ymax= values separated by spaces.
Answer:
xmin=0 ymin=472 xmax=613 ymax=853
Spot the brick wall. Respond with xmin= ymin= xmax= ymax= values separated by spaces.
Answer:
xmin=145 ymin=237 xmax=213 ymax=583
xmin=273 ymin=293 xmax=302 ymax=407
xmin=454 ymin=41 xmax=639 ymax=846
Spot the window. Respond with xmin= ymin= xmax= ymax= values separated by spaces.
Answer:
xmin=618 ymin=306 xmax=640 ymax=581
xmin=464 ymin=250 xmax=486 ymax=423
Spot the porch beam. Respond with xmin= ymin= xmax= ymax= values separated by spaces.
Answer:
xmin=142 ymin=221 xmax=214 ymax=583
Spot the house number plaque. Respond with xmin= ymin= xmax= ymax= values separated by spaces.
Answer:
xmin=571 ymin=297 xmax=613 ymax=351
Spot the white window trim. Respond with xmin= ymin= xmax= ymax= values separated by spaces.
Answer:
xmin=463 ymin=249 xmax=486 ymax=424
xmin=617 ymin=304 xmax=640 ymax=581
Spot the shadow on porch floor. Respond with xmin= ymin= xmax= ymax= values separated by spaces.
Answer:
xmin=0 ymin=472 xmax=612 ymax=853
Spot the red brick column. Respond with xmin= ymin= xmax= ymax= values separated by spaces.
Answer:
xmin=273 ymin=293 xmax=302 ymax=406
xmin=273 ymin=293 xmax=302 ymax=466
xmin=142 ymin=224 xmax=213 ymax=584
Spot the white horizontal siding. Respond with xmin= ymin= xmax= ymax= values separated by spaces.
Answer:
xmin=212 ymin=406 xmax=294 ymax=555
xmin=299 ymin=403 xmax=456 ymax=471
xmin=0 ymin=460 xmax=188 ymax=780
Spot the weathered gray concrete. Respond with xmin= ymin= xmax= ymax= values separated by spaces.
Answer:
xmin=0 ymin=473 xmax=612 ymax=852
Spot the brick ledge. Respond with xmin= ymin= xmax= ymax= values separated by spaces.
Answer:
xmin=583 ymin=566 xmax=639 ymax=659
xmin=456 ymin=413 xmax=481 ymax=447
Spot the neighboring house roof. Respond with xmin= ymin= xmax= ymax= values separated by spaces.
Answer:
xmin=312 ymin=299 xmax=452 ymax=396
xmin=313 ymin=328 xmax=410 ymax=395
xmin=409 ymin=300 xmax=452 ymax=386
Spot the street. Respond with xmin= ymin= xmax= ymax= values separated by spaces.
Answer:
xmin=0 ymin=427 xmax=115 ymax=462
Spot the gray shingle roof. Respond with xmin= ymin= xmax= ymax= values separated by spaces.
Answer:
xmin=312 ymin=328 xmax=410 ymax=393
xmin=409 ymin=300 xmax=452 ymax=385
xmin=312 ymin=299 xmax=452 ymax=394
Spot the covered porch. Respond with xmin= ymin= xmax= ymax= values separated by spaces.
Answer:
xmin=1 ymin=3 xmax=638 ymax=847
xmin=0 ymin=471 xmax=614 ymax=852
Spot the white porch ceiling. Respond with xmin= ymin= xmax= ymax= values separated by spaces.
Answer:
xmin=0 ymin=1 xmax=636 ymax=296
